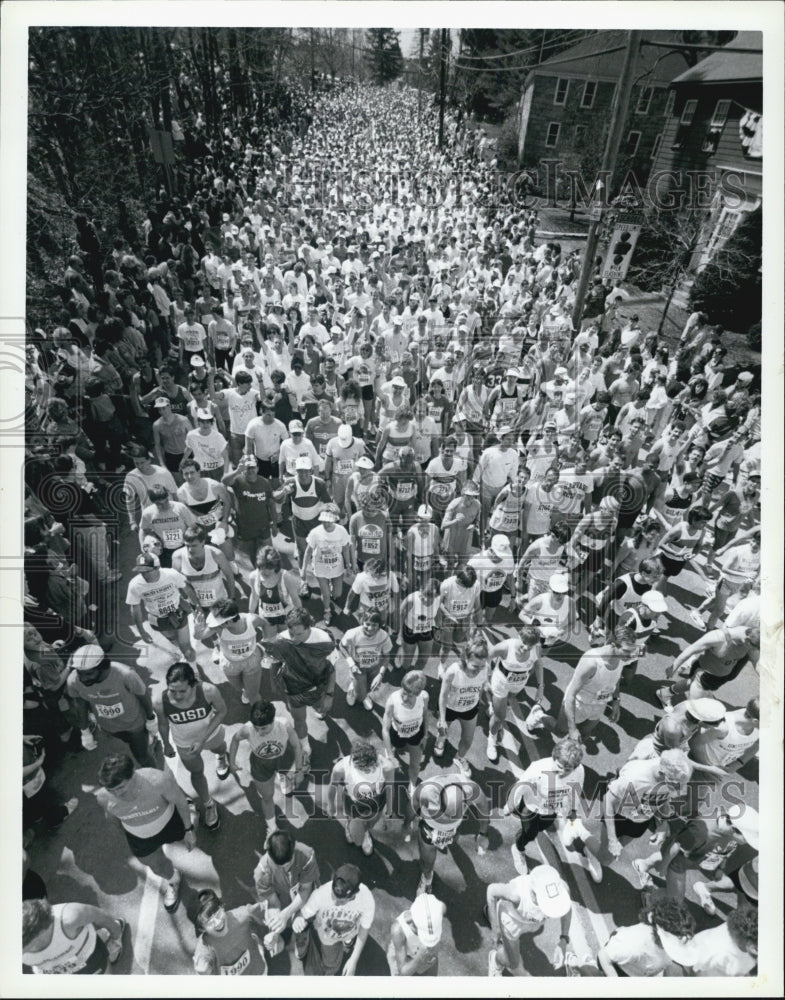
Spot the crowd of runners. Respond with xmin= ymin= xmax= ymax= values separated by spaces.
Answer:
xmin=21 ymin=74 xmax=762 ymax=977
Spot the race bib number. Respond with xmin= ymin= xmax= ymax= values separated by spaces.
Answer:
xmin=483 ymin=570 xmax=507 ymax=591
xmin=196 ymin=586 xmax=218 ymax=604
xmin=220 ymin=949 xmax=251 ymax=976
xmin=596 ymin=687 xmax=616 ymax=703
xmin=163 ymin=528 xmax=183 ymax=545
xmin=362 ymin=536 xmax=381 ymax=554
xmin=430 ymin=481 xmax=452 ymax=498
xmin=414 ymin=554 xmax=431 ymax=572
xmin=319 ymin=442 xmax=328 ymax=456
xmin=358 ymin=648 xmax=380 ymax=668
xmin=336 ymin=459 xmax=354 ymax=475
xmin=227 ymin=641 xmax=253 ymax=657
xmin=154 ymin=601 xmax=178 ymax=618
xmin=95 ymin=702 xmax=124 ymax=720
xmin=428 ymin=406 xmax=442 ymax=422
xmin=450 ymin=599 xmax=470 ymax=617
xmin=429 ymin=825 xmax=456 ymax=848
xmin=319 ymin=549 xmax=340 ymax=567
xmin=395 ymin=482 xmax=415 ymax=501
xmin=394 ymin=717 xmax=421 ymax=737
xmin=196 ymin=512 xmax=217 ymax=527
xmin=369 ymin=590 xmax=389 ymax=609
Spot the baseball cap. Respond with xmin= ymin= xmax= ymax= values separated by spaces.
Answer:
xmin=554 ymin=366 xmax=569 ymax=377
xmin=294 ymin=456 xmax=312 ymax=471
xmin=599 ymin=495 xmax=620 ymax=513
xmin=153 ymin=396 xmax=170 ymax=409
xmin=319 ymin=504 xmax=340 ymax=523
xmin=505 ymin=368 xmax=519 ymax=378
xmin=641 ymin=590 xmax=668 ymax=614
xmin=549 ymin=573 xmax=569 ymax=593
xmin=416 ymin=504 xmax=433 ymax=520
xmin=409 ymin=893 xmax=444 ymax=947
xmin=190 ymin=355 xmax=206 ymax=368
xmin=195 ymin=408 xmax=214 ymax=421
xmin=685 ymin=697 xmax=726 ymax=724
xmin=529 ymin=864 xmax=571 ymax=918
xmin=736 ymin=371 xmax=753 ymax=384
xmin=391 ymin=376 xmax=407 ymax=387
xmin=337 ymin=424 xmax=353 ymax=446
xmin=497 ymin=424 xmax=514 ymax=437
xmin=239 ymin=455 xmax=258 ymax=469
xmin=70 ymin=643 xmax=106 ymax=673
xmin=332 ymin=863 xmax=361 ymax=895
xmin=393 ymin=316 xmax=403 ymax=326
xmin=355 ymin=455 xmax=374 ymax=469
xmin=289 ymin=420 xmax=304 ymax=433
xmin=131 ymin=553 xmax=161 ymax=574
xmin=490 ymin=534 xmax=512 ymax=555
xmin=463 ymin=480 xmax=480 ymax=494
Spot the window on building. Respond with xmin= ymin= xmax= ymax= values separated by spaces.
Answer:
xmin=625 ymin=131 xmax=641 ymax=156
xmin=680 ymin=99 xmax=698 ymax=125
xmin=575 ymin=124 xmax=587 ymax=145
xmin=554 ymin=78 xmax=569 ymax=105
xmin=710 ymin=99 xmax=731 ymax=127
xmin=580 ymin=81 xmax=597 ymax=109
xmin=636 ymin=86 xmax=653 ymax=114
xmin=651 ymin=133 xmax=663 ymax=159
xmin=545 ymin=122 xmax=561 ymax=147
xmin=664 ymin=91 xmax=676 ymax=116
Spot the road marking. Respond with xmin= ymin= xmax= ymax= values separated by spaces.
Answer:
xmin=133 ymin=863 xmax=162 ymax=974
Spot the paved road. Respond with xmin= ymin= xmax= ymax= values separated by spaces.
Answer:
xmin=29 ymin=528 xmax=758 ymax=977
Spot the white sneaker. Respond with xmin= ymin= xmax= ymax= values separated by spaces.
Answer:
xmin=362 ymin=695 xmax=373 ymax=710
xmin=433 ymin=735 xmax=446 ymax=757
xmin=361 ymin=831 xmax=373 ymax=856
xmin=486 ymin=734 xmax=499 ymax=762
xmin=241 ymin=692 xmax=250 ymax=704
xmin=279 ymin=771 xmax=295 ymax=796
xmin=80 ymin=729 xmax=97 ymax=751
xmin=454 ymin=755 xmax=471 ymax=776
xmin=203 ymin=799 xmax=220 ymax=830
xmin=583 ymin=851 xmax=603 ymax=884
xmin=488 ymin=948 xmax=504 ymax=977
xmin=346 ymin=683 xmax=357 ymax=706
xmin=106 ymin=919 xmax=126 ymax=963
xmin=511 ymin=843 xmax=528 ymax=875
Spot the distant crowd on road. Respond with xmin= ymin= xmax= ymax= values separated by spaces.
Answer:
xmin=22 ymin=71 xmax=761 ymax=978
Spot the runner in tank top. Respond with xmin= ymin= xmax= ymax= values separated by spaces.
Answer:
xmin=22 ymin=899 xmax=123 ymax=975
xmin=228 ymin=700 xmax=304 ymax=833
xmin=399 ymin=579 xmax=441 ymax=671
xmin=435 ymin=635 xmax=490 ymax=775
xmin=654 ymin=505 xmax=712 ymax=605
xmin=155 ymin=661 xmax=230 ymax=832
xmin=327 ymin=740 xmax=395 ymax=857
xmin=248 ymin=545 xmax=302 ymax=637
xmin=377 ymin=407 xmax=416 ymax=464
xmin=411 ymin=771 xmax=490 ymax=895
xmin=387 ymin=893 xmax=445 ymax=976
xmin=437 ymin=566 xmax=481 ymax=668
xmin=177 ymin=461 xmax=233 ymax=555
xmin=194 ymin=599 xmax=265 ymax=706
xmin=560 ymin=625 xmax=638 ymax=742
xmin=689 ymin=701 xmax=760 ymax=772
xmin=485 ymin=628 xmax=544 ymax=763
xmin=382 ymin=671 xmax=430 ymax=793
xmin=406 ymin=506 xmax=441 ymax=586
xmin=344 ymin=457 xmax=381 ymax=518
xmin=425 ymin=437 xmax=467 ymax=526
xmin=172 ymin=528 xmax=234 ymax=619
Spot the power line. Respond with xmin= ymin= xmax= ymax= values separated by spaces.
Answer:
xmin=453 ymin=30 xmax=595 ymax=63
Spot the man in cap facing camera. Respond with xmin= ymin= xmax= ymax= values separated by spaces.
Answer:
xmin=387 ymin=893 xmax=446 ymax=976
xmin=66 ymin=642 xmax=160 ymax=767
xmin=486 ymin=863 xmax=575 ymax=975
xmin=292 ymin=863 xmax=375 ymax=976
xmin=324 ymin=423 xmax=367 ymax=514
xmin=183 ymin=407 xmax=229 ymax=481
xmin=468 ymin=534 xmax=515 ymax=623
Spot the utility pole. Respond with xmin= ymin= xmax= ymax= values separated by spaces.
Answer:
xmin=418 ymin=28 xmax=426 ymax=129
xmin=310 ymin=28 xmax=315 ymax=92
xmin=571 ymin=30 xmax=641 ymax=328
xmin=438 ymin=28 xmax=448 ymax=148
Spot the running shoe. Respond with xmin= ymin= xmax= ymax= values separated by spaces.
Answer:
xmin=488 ymin=948 xmax=504 ymax=976
xmin=689 ymin=610 xmax=707 ymax=631
xmin=631 ymin=858 xmax=653 ymax=888
xmin=298 ymin=581 xmax=310 ymax=597
xmin=322 ymin=610 xmax=332 ymax=626
xmin=346 ymin=683 xmax=357 ymax=706
xmin=362 ymin=695 xmax=373 ymax=710
xmin=279 ymin=771 xmax=295 ymax=796
xmin=361 ymin=831 xmax=374 ymax=856
xmin=163 ymin=879 xmax=181 ymax=913
xmin=511 ymin=843 xmax=528 ymax=875
xmin=584 ymin=851 xmax=603 ymax=884
xmin=203 ymin=799 xmax=220 ymax=830
xmin=486 ymin=734 xmax=499 ymax=762
xmin=433 ymin=735 xmax=446 ymax=757
xmin=655 ymin=687 xmax=673 ymax=710
xmin=454 ymin=755 xmax=471 ymax=776
xmin=106 ymin=919 xmax=126 ymax=963
xmin=693 ymin=880 xmax=718 ymax=915
xmin=216 ymin=754 xmax=231 ymax=780
xmin=241 ymin=692 xmax=250 ymax=704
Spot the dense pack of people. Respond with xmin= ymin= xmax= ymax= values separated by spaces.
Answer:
xmin=22 ymin=74 xmax=761 ymax=978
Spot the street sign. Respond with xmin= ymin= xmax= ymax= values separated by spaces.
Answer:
xmin=601 ymin=220 xmax=642 ymax=282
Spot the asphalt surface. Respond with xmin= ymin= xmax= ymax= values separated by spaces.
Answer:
xmin=27 ymin=525 xmax=758 ymax=977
